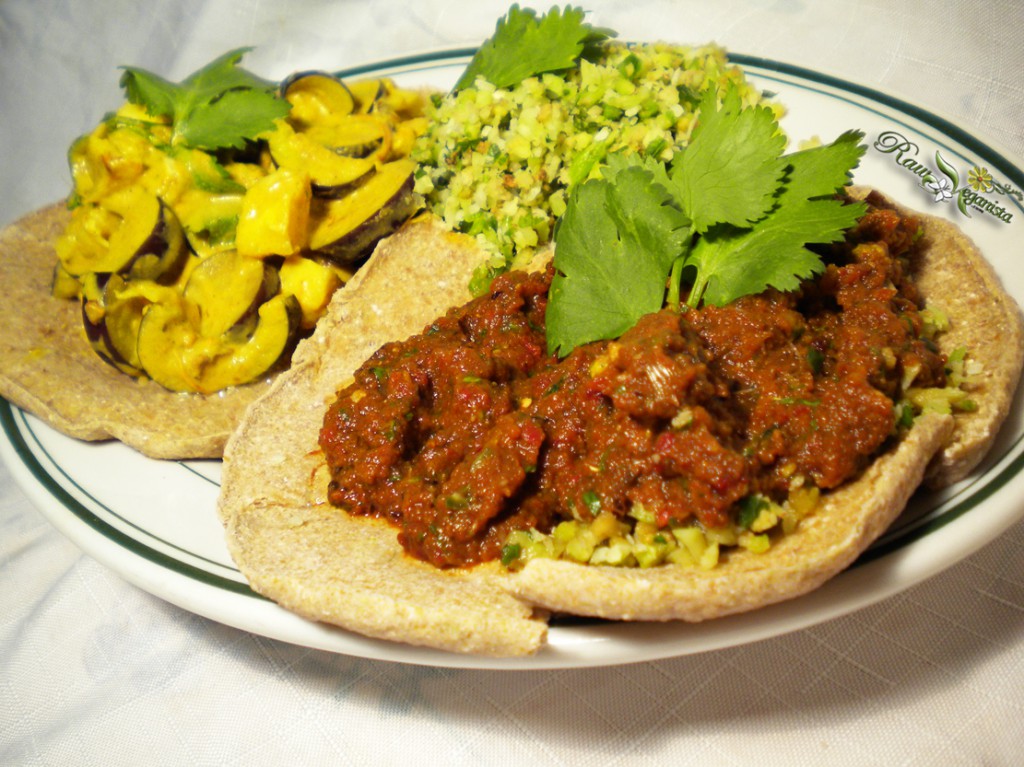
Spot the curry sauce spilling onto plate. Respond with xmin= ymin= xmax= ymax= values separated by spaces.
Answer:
xmin=319 ymin=200 xmax=948 ymax=569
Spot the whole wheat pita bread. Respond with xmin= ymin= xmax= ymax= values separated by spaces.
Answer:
xmin=0 ymin=203 xmax=276 ymax=459
xmin=851 ymin=188 xmax=1024 ymax=486
xmin=219 ymin=215 xmax=550 ymax=655
xmin=218 ymin=196 xmax=1022 ymax=656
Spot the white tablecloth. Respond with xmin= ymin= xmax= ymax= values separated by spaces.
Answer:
xmin=3 ymin=1 xmax=1023 ymax=764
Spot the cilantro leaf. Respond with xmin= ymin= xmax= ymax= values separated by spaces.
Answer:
xmin=120 ymin=69 xmax=177 ymax=118
xmin=774 ymin=129 xmax=867 ymax=202
xmin=544 ymin=86 xmax=868 ymax=356
xmin=455 ymin=5 xmax=614 ymax=91
xmin=177 ymin=87 xmax=288 ymax=150
xmin=668 ymin=86 xmax=788 ymax=233
xmin=684 ymin=131 xmax=867 ymax=307
xmin=119 ymin=47 xmax=289 ymax=150
xmin=178 ymin=48 xmax=275 ymax=103
xmin=547 ymin=157 xmax=690 ymax=356
xmin=737 ymin=495 xmax=769 ymax=529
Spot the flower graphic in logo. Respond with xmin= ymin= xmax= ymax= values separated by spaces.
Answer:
xmin=872 ymin=131 xmax=1018 ymax=223
xmin=926 ymin=176 xmax=954 ymax=202
xmin=968 ymin=165 xmax=994 ymax=192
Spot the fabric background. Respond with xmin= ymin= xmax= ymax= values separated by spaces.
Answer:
xmin=2 ymin=1 xmax=1023 ymax=765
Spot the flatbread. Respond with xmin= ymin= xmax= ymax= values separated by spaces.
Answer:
xmin=511 ymin=411 xmax=954 ymax=621
xmin=219 ymin=215 xmax=549 ymax=656
xmin=0 ymin=203 xmax=276 ymax=459
xmin=853 ymin=189 xmax=1024 ymax=486
xmin=218 ymin=197 xmax=1022 ymax=656
xmin=515 ymin=191 xmax=1022 ymax=622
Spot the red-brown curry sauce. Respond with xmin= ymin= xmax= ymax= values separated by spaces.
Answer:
xmin=319 ymin=196 xmax=947 ymax=568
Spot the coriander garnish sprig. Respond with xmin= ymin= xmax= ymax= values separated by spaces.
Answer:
xmin=120 ymin=47 xmax=290 ymax=151
xmin=546 ymin=85 xmax=867 ymax=356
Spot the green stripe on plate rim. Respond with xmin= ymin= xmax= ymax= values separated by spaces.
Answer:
xmin=732 ymin=53 xmax=1024 ymax=194
xmin=0 ymin=402 xmax=262 ymax=598
xmin=2 ymin=51 xmax=1021 ymax=596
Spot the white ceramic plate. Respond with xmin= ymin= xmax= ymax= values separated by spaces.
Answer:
xmin=3 ymin=50 xmax=1023 ymax=670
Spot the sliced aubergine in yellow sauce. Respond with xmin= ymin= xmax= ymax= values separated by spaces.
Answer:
xmin=56 ymin=186 xmax=186 ymax=279
xmin=306 ymin=114 xmax=392 ymax=160
xmin=100 ymin=275 xmax=150 ymax=371
xmin=182 ymin=250 xmax=277 ymax=338
xmin=81 ymin=294 xmax=143 ymax=378
xmin=175 ymin=189 xmax=244 ymax=260
xmin=66 ymin=110 xmax=167 ymax=207
xmin=50 ymin=63 xmax=431 ymax=395
xmin=281 ymin=71 xmax=356 ymax=128
xmin=235 ymin=169 xmax=311 ymax=258
xmin=136 ymin=292 xmax=300 ymax=394
xmin=348 ymin=79 xmax=387 ymax=113
xmin=134 ymin=297 xmax=201 ymax=392
xmin=187 ymin=294 xmax=300 ymax=392
xmin=124 ymin=205 xmax=189 ymax=284
xmin=308 ymin=159 xmax=417 ymax=264
xmin=279 ymin=255 xmax=346 ymax=329
xmin=80 ymin=277 xmax=179 ymax=378
xmin=51 ymin=261 xmax=83 ymax=300
xmin=267 ymin=121 xmax=376 ymax=195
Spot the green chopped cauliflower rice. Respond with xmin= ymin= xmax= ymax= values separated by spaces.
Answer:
xmin=411 ymin=42 xmax=782 ymax=293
